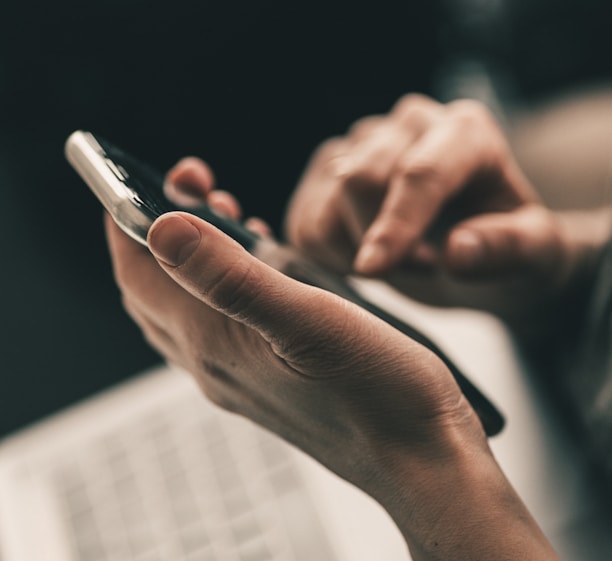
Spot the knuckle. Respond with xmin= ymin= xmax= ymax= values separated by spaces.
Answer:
xmin=204 ymin=259 xmax=259 ymax=320
xmin=392 ymin=93 xmax=437 ymax=120
xmin=311 ymin=138 xmax=350 ymax=176
xmin=448 ymin=99 xmax=496 ymax=129
xmin=448 ymin=100 xmax=508 ymax=162
xmin=376 ymin=216 xmax=417 ymax=242
xmin=343 ymin=133 xmax=401 ymax=187
xmin=313 ymin=137 xmax=345 ymax=163
xmin=396 ymin=157 xmax=444 ymax=192
xmin=347 ymin=115 xmax=384 ymax=139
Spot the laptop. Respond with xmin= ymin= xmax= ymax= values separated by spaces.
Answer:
xmin=1 ymin=278 xmax=610 ymax=561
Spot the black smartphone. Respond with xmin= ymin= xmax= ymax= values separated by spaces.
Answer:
xmin=65 ymin=130 xmax=505 ymax=436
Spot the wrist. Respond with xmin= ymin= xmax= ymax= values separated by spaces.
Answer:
xmin=369 ymin=426 xmax=559 ymax=561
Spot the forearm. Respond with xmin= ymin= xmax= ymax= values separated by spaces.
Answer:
xmin=374 ymin=435 xmax=560 ymax=561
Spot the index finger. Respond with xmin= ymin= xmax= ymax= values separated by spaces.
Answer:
xmin=353 ymin=102 xmax=510 ymax=275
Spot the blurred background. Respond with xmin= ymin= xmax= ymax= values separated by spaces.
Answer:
xmin=1 ymin=0 xmax=611 ymax=435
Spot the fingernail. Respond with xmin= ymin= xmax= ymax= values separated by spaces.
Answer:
xmin=450 ymin=230 xmax=484 ymax=269
xmin=354 ymin=241 xmax=389 ymax=274
xmin=149 ymin=216 xmax=201 ymax=267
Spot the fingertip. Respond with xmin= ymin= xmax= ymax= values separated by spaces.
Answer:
xmin=163 ymin=180 xmax=207 ymax=207
xmin=207 ymin=190 xmax=242 ymax=220
xmin=244 ymin=217 xmax=273 ymax=238
xmin=354 ymin=240 xmax=391 ymax=275
xmin=148 ymin=213 xmax=202 ymax=268
xmin=445 ymin=228 xmax=485 ymax=273
xmin=353 ymin=217 xmax=414 ymax=275
xmin=168 ymin=156 xmax=216 ymax=187
xmin=164 ymin=157 xmax=216 ymax=205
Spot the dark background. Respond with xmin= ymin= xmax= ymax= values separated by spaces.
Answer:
xmin=1 ymin=0 xmax=610 ymax=435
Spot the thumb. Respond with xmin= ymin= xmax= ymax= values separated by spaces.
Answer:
xmin=444 ymin=205 xmax=563 ymax=279
xmin=147 ymin=211 xmax=322 ymax=339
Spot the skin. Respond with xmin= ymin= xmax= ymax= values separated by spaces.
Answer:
xmin=104 ymin=96 xmax=609 ymax=559
xmin=284 ymin=95 xmax=610 ymax=333
xmin=106 ymin=163 xmax=557 ymax=561
xmin=106 ymin=207 xmax=559 ymax=561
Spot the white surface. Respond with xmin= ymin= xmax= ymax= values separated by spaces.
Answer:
xmin=0 ymin=367 xmax=410 ymax=561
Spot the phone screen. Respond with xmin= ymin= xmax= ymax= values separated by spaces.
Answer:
xmin=87 ymin=134 xmax=259 ymax=249
xmin=97 ymin=138 xmax=176 ymax=220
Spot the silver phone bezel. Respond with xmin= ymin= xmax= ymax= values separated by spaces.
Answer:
xmin=65 ymin=130 xmax=154 ymax=246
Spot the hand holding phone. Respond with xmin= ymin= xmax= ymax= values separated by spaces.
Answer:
xmin=65 ymin=130 xmax=504 ymax=436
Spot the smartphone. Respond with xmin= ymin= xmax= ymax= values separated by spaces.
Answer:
xmin=65 ymin=130 xmax=505 ymax=436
